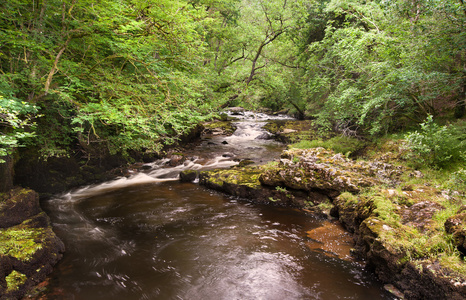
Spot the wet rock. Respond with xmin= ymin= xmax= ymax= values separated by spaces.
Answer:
xmin=263 ymin=120 xmax=317 ymax=143
xmin=179 ymin=170 xmax=199 ymax=183
xmin=255 ymin=132 xmax=273 ymax=140
xmin=398 ymin=261 xmax=466 ymax=300
xmin=384 ymin=284 xmax=405 ymax=299
xmin=237 ymin=159 xmax=254 ymax=167
xmin=141 ymin=164 xmax=152 ymax=170
xmin=168 ymin=154 xmax=185 ymax=167
xmin=202 ymin=120 xmax=236 ymax=137
xmin=305 ymin=220 xmax=354 ymax=260
xmin=226 ymin=107 xmax=245 ymax=115
xmin=281 ymin=128 xmax=297 ymax=134
xmin=221 ymin=141 xmax=228 ymax=145
xmin=198 ymin=167 xmax=313 ymax=208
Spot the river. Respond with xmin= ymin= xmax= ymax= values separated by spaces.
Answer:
xmin=41 ymin=112 xmax=394 ymax=299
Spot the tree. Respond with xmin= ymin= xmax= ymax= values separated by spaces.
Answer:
xmin=202 ymin=0 xmax=307 ymax=110
xmin=300 ymin=0 xmax=466 ymax=135
xmin=0 ymin=0 xmax=221 ymax=160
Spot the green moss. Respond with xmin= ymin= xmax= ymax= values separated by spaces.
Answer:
xmin=264 ymin=120 xmax=319 ymax=144
xmin=371 ymin=193 xmax=401 ymax=226
xmin=291 ymin=136 xmax=367 ymax=156
xmin=339 ymin=192 xmax=358 ymax=205
xmin=0 ymin=223 xmax=44 ymax=262
xmin=356 ymin=187 xmax=463 ymax=270
xmin=203 ymin=120 xmax=236 ymax=135
xmin=203 ymin=166 xmax=264 ymax=188
xmin=438 ymin=254 xmax=466 ymax=276
xmin=6 ymin=270 xmax=27 ymax=292
xmin=317 ymin=200 xmax=333 ymax=212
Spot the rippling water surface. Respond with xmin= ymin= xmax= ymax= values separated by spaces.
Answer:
xmin=42 ymin=112 xmax=394 ymax=299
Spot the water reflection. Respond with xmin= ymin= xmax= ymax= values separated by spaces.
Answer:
xmin=42 ymin=182 xmax=393 ymax=300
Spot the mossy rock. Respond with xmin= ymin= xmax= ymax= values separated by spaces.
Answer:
xmin=199 ymin=166 xmax=263 ymax=189
xmin=331 ymin=183 xmax=466 ymax=299
xmin=198 ymin=166 xmax=318 ymax=208
xmin=0 ymin=188 xmax=41 ymax=229
xmin=0 ymin=213 xmax=64 ymax=299
xmin=263 ymin=120 xmax=318 ymax=144
xmin=202 ymin=120 xmax=236 ymax=136
xmin=179 ymin=170 xmax=199 ymax=182
xmin=259 ymin=148 xmax=403 ymax=198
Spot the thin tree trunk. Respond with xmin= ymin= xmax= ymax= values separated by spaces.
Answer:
xmin=44 ymin=37 xmax=70 ymax=94
xmin=454 ymin=70 xmax=466 ymax=118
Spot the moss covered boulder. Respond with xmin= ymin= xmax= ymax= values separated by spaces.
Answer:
xmin=202 ymin=120 xmax=236 ymax=136
xmin=260 ymin=148 xmax=404 ymax=198
xmin=263 ymin=120 xmax=317 ymax=144
xmin=0 ymin=188 xmax=64 ymax=299
xmin=196 ymin=165 xmax=317 ymax=208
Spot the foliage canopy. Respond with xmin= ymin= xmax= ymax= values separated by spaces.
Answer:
xmin=0 ymin=0 xmax=464 ymax=162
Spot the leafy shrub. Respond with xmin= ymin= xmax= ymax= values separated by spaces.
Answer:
xmin=404 ymin=116 xmax=466 ymax=169
xmin=445 ymin=168 xmax=466 ymax=194
xmin=0 ymin=95 xmax=38 ymax=162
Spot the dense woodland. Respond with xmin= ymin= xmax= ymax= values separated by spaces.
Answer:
xmin=0 ymin=0 xmax=465 ymax=165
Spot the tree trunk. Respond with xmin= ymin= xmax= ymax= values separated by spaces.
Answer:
xmin=0 ymin=153 xmax=14 ymax=193
xmin=454 ymin=69 xmax=465 ymax=118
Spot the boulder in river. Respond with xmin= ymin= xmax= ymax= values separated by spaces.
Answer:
xmin=196 ymin=166 xmax=317 ymax=208
xmin=259 ymin=148 xmax=404 ymax=198
xmin=226 ymin=107 xmax=245 ymax=115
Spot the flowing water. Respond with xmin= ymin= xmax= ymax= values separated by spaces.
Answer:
xmin=41 ymin=112 xmax=394 ymax=300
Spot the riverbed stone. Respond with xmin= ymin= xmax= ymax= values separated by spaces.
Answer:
xmin=202 ymin=120 xmax=236 ymax=136
xmin=263 ymin=120 xmax=317 ymax=143
xmin=179 ymin=170 xmax=199 ymax=182
xmin=226 ymin=107 xmax=245 ymax=115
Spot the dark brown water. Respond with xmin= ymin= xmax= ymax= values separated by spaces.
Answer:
xmin=42 ymin=112 xmax=394 ymax=299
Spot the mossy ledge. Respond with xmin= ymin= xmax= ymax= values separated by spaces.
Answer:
xmin=189 ymin=147 xmax=466 ymax=299
xmin=0 ymin=188 xmax=65 ymax=300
